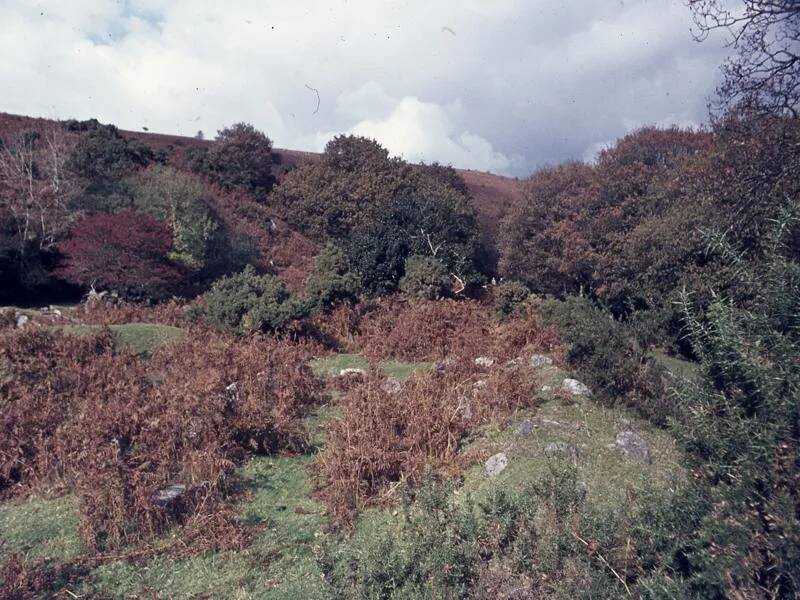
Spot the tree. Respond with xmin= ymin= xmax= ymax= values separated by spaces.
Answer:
xmin=127 ymin=165 xmax=220 ymax=270
xmin=348 ymin=189 xmax=483 ymax=297
xmin=66 ymin=120 xmax=154 ymax=181
xmin=689 ymin=0 xmax=800 ymax=117
xmin=186 ymin=123 xmax=276 ymax=197
xmin=0 ymin=128 xmax=78 ymax=288
xmin=271 ymin=135 xmax=409 ymax=240
xmin=57 ymin=210 xmax=183 ymax=299
xmin=304 ymin=243 xmax=360 ymax=312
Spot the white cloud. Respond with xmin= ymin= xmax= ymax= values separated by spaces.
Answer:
xmin=349 ymin=96 xmax=511 ymax=173
xmin=0 ymin=0 xmax=730 ymax=175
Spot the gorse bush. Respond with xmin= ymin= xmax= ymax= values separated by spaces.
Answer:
xmin=538 ymin=296 xmax=672 ymax=424
xmin=304 ymin=243 xmax=360 ymax=313
xmin=66 ymin=119 xmax=155 ymax=181
xmin=320 ymin=466 xmax=630 ymax=599
xmin=203 ymin=266 xmax=307 ymax=335
xmin=493 ymin=280 xmax=530 ymax=319
xmin=399 ymin=255 xmax=450 ymax=299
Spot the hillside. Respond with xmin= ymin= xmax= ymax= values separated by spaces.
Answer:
xmin=0 ymin=111 xmax=521 ymax=258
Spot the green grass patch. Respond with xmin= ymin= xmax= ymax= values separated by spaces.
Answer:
xmin=0 ymin=495 xmax=83 ymax=562
xmin=461 ymin=370 xmax=683 ymax=512
xmin=651 ymin=349 xmax=700 ymax=381
xmin=59 ymin=323 xmax=184 ymax=358
xmin=310 ymin=353 xmax=431 ymax=381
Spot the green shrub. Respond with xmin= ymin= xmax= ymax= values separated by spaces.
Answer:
xmin=348 ymin=189 xmax=484 ymax=297
xmin=127 ymin=165 xmax=220 ymax=270
xmin=66 ymin=120 xmax=154 ymax=181
xmin=493 ymin=280 xmax=530 ymax=319
xmin=304 ymin=243 xmax=360 ymax=312
xmin=203 ymin=266 xmax=307 ymax=335
xmin=185 ymin=123 xmax=276 ymax=197
xmin=319 ymin=466 xmax=626 ymax=599
xmin=539 ymin=296 xmax=673 ymax=424
xmin=399 ymin=255 xmax=450 ymax=300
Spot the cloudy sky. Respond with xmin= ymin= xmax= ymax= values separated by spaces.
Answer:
xmin=0 ymin=0 xmax=730 ymax=176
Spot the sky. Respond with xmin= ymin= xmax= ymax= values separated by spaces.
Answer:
xmin=0 ymin=0 xmax=730 ymax=177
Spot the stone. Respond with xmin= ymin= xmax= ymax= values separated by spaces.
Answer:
xmin=339 ymin=367 xmax=366 ymax=377
xmin=485 ymin=452 xmax=508 ymax=476
xmin=474 ymin=356 xmax=496 ymax=367
xmin=562 ymin=378 xmax=591 ymax=396
xmin=614 ymin=430 xmax=652 ymax=464
xmin=224 ymin=382 xmax=239 ymax=404
xmin=15 ymin=314 xmax=28 ymax=329
xmin=381 ymin=377 xmax=402 ymax=395
xmin=529 ymin=354 xmax=554 ymax=368
xmin=434 ymin=356 xmax=457 ymax=373
xmin=515 ymin=419 xmax=535 ymax=436
xmin=153 ymin=484 xmax=186 ymax=508
xmin=544 ymin=441 xmax=578 ymax=460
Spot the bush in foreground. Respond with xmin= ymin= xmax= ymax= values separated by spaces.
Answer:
xmin=399 ymin=255 xmax=450 ymax=300
xmin=304 ymin=243 xmax=361 ymax=313
xmin=203 ymin=266 xmax=307 ymax=335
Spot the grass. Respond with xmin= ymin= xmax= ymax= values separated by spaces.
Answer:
xmin=460 ymin=365 xmax=682 ymax=511
xmin=0 ymin=495 xmax=83 ymax=563
xmin=60 ymin=323 xmax=184 ymax=358
xmin=651 ymin=349 xmax=700 ymax=381
xmin=0 ymin=348 xmax=683 ymax=598
xmin=310 ymin=352 xmax=431 ymax=380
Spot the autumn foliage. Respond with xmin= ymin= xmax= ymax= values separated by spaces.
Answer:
xmin=57 ymin=210 xmax=184 ymax=299
xmin=0 ymin=326 xmax=321 ymax=551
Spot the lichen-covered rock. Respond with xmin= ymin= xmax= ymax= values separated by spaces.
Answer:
xmin=381 ymin=377 xmax=402 ymax=395
xmin=485 ymin=452 xmax=508 ymax=476
xmin=474 ymin=356 xmax=496 ymax=368
xmin=529 ymin=354 xmax=554 ymax=368
xmin=339 ymin=367 xmax=366 ymax=377
xmin=544 ymin=441 xmax=578 ymax=460
xmin=614 ymin=430 xmax=651 ymax=464
xmin=561 ymin=378 xmax=591 ymax=396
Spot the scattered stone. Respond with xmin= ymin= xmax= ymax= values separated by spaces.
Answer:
xmin=614 ymin=430 xmax=652 ymax=464
xmin=15 ymin=314 xmax=29 ymax=329
xmin=434 ymin=356 xmax=457 ymax=373
xmin=381 ymin=377 xmax=402 ymax=395
xmin=515 ymin=419 xmax=535 ymax=436
xmin=540 ymin=385 xmax=552 ymax=393
xmin=529 ymin=354 xmax=554 ymax=368
xmin=224 ymin=382 xmax=239 ymax=404
xmin=339 ymin=367 xmax=366 ymax=377
xmin=562 ymin=378 xmax=591 ymax=396
xmin=474 ymin=356 xmax=496 ymax=368
xmin=152 ymin=484 xmax=186 ymax=508
xmin=544 ymin=441 xmax=578 ymax=460
xmin=485 ymin=452 xmax=508 ymax=476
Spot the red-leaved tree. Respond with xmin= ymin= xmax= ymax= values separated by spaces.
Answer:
xmin=58 ymin=210 xmax=184 ymax=299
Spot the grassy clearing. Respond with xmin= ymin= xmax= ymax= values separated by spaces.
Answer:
xmin=0 ymin=495 xmax=83 ymax=563
xmin=0 ymin=350 xmax=683 ymax=598
xmin=59 ymin=323 xmax=184 ymax=358
xmin=461 ymin=365 xmax=682 ymax=511
xmin=310 ymin=352 xmax=431 ymax=380
xmin=651 ymin=349 xmax=700 ymax=381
